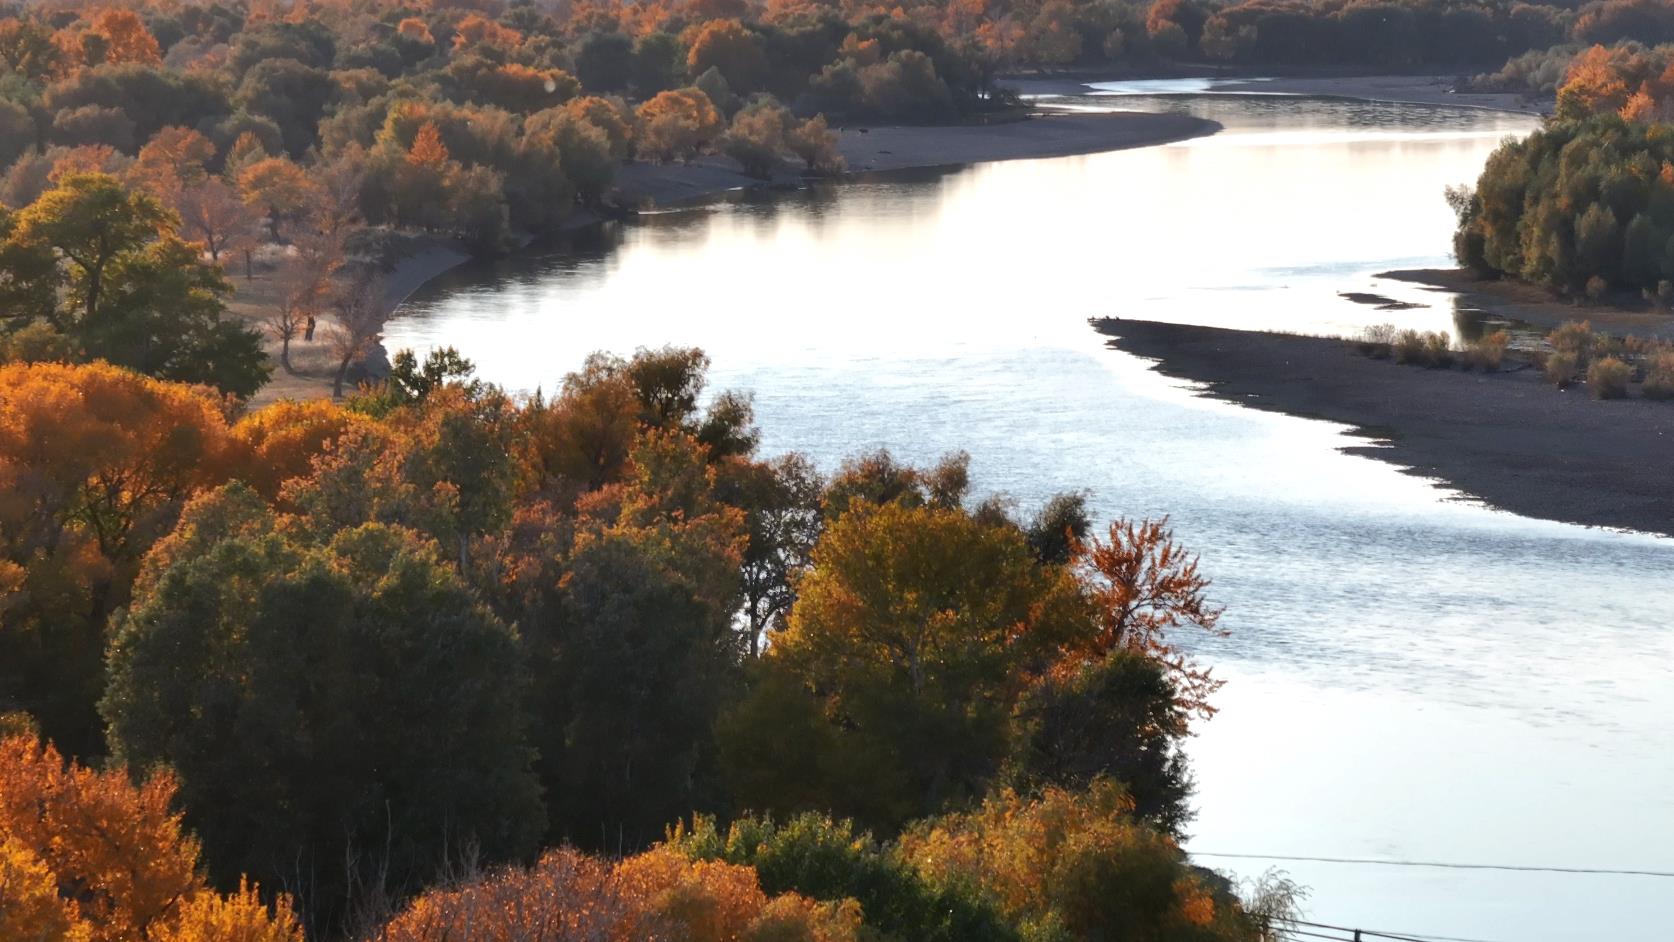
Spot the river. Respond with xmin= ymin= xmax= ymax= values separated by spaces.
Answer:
xmin=387 ymin=82 xmax=1674 ymax=941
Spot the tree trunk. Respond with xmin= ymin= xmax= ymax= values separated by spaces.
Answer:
xmin=280 ymin=335 xmax=295 ymax=375
xmin=84 ymin=267 xmax=101 ymax=322
xmin=333 ymin=354 xmax=352 ymax=398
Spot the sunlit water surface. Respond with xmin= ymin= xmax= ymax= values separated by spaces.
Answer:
xmin=389 ymin=84 xmax=1674 ymax=940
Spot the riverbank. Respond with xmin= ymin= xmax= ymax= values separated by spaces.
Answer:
xmin=240 ymin=109 xmax=1221 ymax=405
xmin=235 ymin=238 xmax=471 ymax=408
xmin=1096 ymin=317 xmax=1674 ymax=537
xmin=1383 ymin=267 xmax=1674 ymax=341
xmin=611 ymin=110 xmax=1221 ymax=204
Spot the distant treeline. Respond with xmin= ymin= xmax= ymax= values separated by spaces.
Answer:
xmin=1 ymin=0 xmax=1660 ymax=254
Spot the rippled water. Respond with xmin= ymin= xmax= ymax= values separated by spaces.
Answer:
xmin=388 ymin=85 xmax=1674 ymax=940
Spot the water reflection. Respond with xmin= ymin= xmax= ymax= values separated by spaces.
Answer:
xmin=388 ymin=91 xmax=1674 ymax=941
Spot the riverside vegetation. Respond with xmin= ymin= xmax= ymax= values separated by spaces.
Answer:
xmin=0 ymin=0 xmax=1660 ymax=256
xmin=1357 ymin=318 xmax=1674 ymax=400
xmin=0 ymin=344 xmax=1302 ymax=940
xmin=1452 ymin=34 xmax=1674 ymax=300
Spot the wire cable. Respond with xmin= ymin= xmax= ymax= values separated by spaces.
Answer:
xmin=1186 ymin=850 xmax=1674 ymax=879
xmin=1289 ymin=917 xmax=1508 ymax=942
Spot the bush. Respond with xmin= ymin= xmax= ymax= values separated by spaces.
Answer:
xmin=1460 ymin=330 xmax=1509 ymax=371
xmin=1587 ymin=356 xmax=1631 ymax=399
xmin=1643 ymin=351 xmax=1674 ymax=400
xmin=1392 ymin=329 xmax=1425 ymax=364
xmin=1357 ymin=323 xmax=1398 ymax=358
xmin=1548 ymin=320 xmax=1594 ymax=366
xmin=1393 ymin=329 xmax=1451 ymax=367
xmin=1544 ymin=350 xmax=1578 ymax=387
xmin=670 ymin=813 xmax=1019 ymax=942
xmin=1423 ymin=330 xmax=1453 ymax=367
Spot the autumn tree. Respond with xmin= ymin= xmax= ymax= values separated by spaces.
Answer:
xmin=687 ymin=19 xmax=769 ymax=93
xmin=0 ymin=733 xmax=302 ymax=942
xmin=377 ymin=843 xmax=862 ymax=942
xmin=722 ymin=99 xmax=792 ymax=179
xmin=0 ymin=362 xmax=231 ymax=756
xmin=786 ymin=114 xmax=845 ymax=174
xmin=898 ymin=783 xmax=1255 ymax=941
xmin=327 ymin=268 xmax=385 ymax=398
xmin=527 ymin=430 xmax=747 ymax=850
xmin=0 ymin=18 xmax=63 ymax=81
xmin=636 ymin=88 xmax=725 ymax=162
xmin=130 ymin=126 xmax=216 ymax=203
xmin=671 ymin=813 xmax=1017 ymax=942
xmin=237 ymin=155 xmax=320 ymax=240
xmin=722 ymin=498 xmax=1084 ymax=830
xmin=1071 ymin=517 xmax=1227 ymax=718
xmin=174 ymin=178 xmax=261 ymax=272
xmin=103 ymin=485 xmax=545 ymax=934
xmin=228 ymin=398 xmax=371 ymax=501
xmin=84 ymin=9 xmax=164 ymax=68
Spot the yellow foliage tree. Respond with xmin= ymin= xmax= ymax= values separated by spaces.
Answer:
xmin=0 ymin=734 xmax=300 ymax=942
xmin=635 ymin=88 xmax=725 ymax=162
xmin=899 ymin=783 xmax=1248 ymax=941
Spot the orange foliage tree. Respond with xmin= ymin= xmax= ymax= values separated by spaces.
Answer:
xmin=0 ymin=362 xmax=231 ymax=756
xmin=375 ymin=844 xmax=861 ymax=942
xmin=1071 ymin=517 xmax=1227 ymax=718
xmin=635 ymin=88 xmax=725 ymax=162
xmin=0 ymin=734 xmax=301 ymax=942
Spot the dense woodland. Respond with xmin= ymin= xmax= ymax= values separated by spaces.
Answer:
xmin=1455 ymin=35 xmax=1674 ymax=296
xmin=0 ymin=344 xmax=1294 ymax=939
xmin=0 ymin=0 xmax=1666 ymax=255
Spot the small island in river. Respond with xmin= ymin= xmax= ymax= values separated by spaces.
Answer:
xmin=1095 ymin=317 xmax=1674 ymax=537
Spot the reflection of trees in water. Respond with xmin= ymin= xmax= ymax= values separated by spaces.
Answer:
xmin=1451 ymin=296 xmax=1539 ymax=345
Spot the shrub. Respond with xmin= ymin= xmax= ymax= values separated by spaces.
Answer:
xmin=1544 ymin=350 xmax=1578 ymax=387
xmin=1587 ymin=356 xmax=1631 ymax=399
xmin=1392 ymin=329 xmax=1425 ymax=364
xmin=1357 ymin=323 xmax=1398 ymax=358
xmin=1460 ymin=330 xmax=1509 ymax=371
xmin=1392 ymin=329 xmax=1451 ymax=367
xmin=1548 ymin=320 xmax=1594 ymax=366
xmin=1423 ymin=330 xmax=1453 ymax=367
xmin=1643 ymin=351 xmax=1674 ymax=400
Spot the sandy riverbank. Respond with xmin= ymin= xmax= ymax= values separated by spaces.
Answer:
xmin=611 ymin=110 xmax=1221 ymax=205
xmin=1383 ymin=267 xmax=1674 ymax=341
xmin=1096 ymin=318 xmax=1674 ymax=537
xmin=235 ymin=239 xmax=471 ymax=409
xmin=239 ymin=109 xmax=1221 ymax=405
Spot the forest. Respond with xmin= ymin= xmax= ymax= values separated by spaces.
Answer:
xmin=0 ymin=0 xmax=1665 ymax=257
xmin=1454 ymin=37 xmax=1674 ymax=296
xmin=0 ymin=344 xmax=1300 ymax=940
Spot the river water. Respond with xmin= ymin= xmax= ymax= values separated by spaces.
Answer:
xmin=388 ymin=83 xmax=1674 ymax=940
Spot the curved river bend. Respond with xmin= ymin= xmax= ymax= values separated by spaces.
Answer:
xmin=389 ymin=84 xmax=1674 ymax=941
